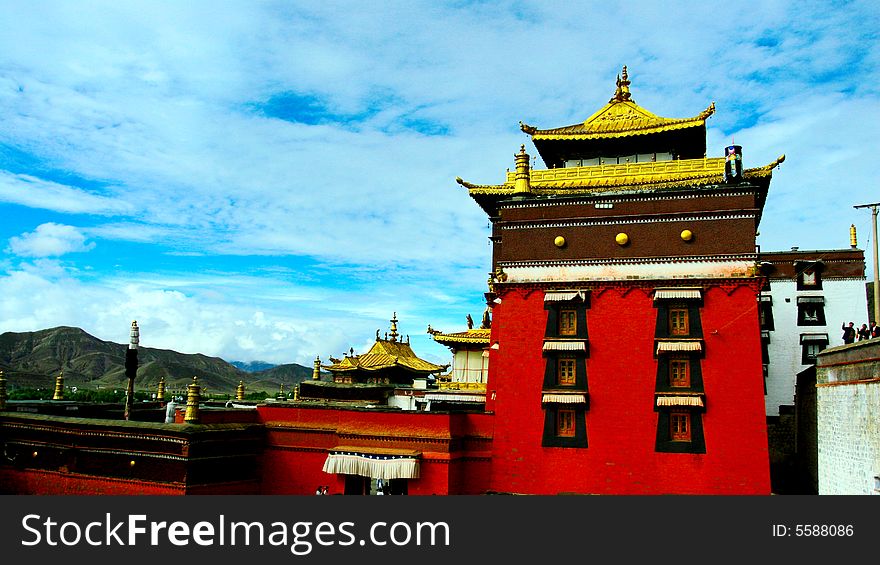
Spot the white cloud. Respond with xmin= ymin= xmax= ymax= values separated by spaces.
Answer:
xmin=7 ymin=223 xmax=95 ymax=257
xmin=0 ymin=172 xmax=132 ymax=215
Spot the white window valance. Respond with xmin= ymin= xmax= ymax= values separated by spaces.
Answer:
xmin=799 ymin=333 xmax=829 ymax=344
xmin=543 ymin=341 xmax=587 ymax=352
xmin=653 ymin=288 xmax=702 ymax=301
xmin=796 ymin=296 xmax=825 ymax=304
xmin=542 ymin=393 xmax=588 ymax=404
xmin=656 ymin=396 xmax=704 ymax=407
xmin=544 ymin=290 xmax=586 ymax=302
xmin=323 ymin=448 xmax=420 ymax=480
xmin=656 ymin=341 xmax=702 ymax=354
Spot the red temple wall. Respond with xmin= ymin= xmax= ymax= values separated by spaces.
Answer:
xmin=485 ymin=283 xmax=770 ymax=495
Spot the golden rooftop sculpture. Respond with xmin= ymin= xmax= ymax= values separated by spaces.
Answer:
xmin=184 ymin=376 xmax=200 ymax=423
xmin=52 ymin=371 xmax=64 ymax=401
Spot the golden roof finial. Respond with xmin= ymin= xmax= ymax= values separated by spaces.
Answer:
xmin=389 ymin=312 xmax=399 ymax=342
xmin=184 ymin=376 xmax=200 ymax=423
xmin=236 ymin=380 xmax=245 ymax=400
xmin=312 ymin=356 xmax=321 ymax=380
xmin=157 ymin=376 xmax=166 ymax=402
xmin=611 ymin=65 xmax=633 ymax=103
xmin=52 ymin=370 xmax=64 ymax=401
xmin=513 ymin=145 xmax=532 ymax=194
xmin=850 ymin=224 xmax=858 ymax=249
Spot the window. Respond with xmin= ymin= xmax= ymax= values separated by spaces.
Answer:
xmin=800 ymin=334 xmax=828 ymax=364
xmin=668 ymin=307 xmax=689 ymax=335
xmin=669 ymin=359 xmax=690 ymax=387
xmin=557 ymin=358 xmax=576 ymax=385
xmin=796 ymin=263 xmax=823 ymax=290
xmin=758 ymin=296 xmax=774 ymax=331
xmin=797 ymin=297 xmax=826 ymax=326
xmin=557 ymin=409 xmax=576 ymax=437
xmin=559 ymin=309 xmax=577 ymax=336
xmin=670 ymin=412 xmax=691 ymax=441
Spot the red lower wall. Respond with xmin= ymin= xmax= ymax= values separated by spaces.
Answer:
xmin=256 ymin=406 xmax=494 ymax=495
xmin=484 ymin=283 xmax=770 ymax=495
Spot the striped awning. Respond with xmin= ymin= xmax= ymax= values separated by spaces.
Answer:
xmin=653 ymin=288 xmax=702 ymax=301
xmin=543 ymin=341 xmax=587 ymax=352
xmin=799 ymin=333 xmax=829 ymax=344
xmin=542 ymin=393 xmax=588 ymax=404
xmin=323 ymin=446 xmax=420 ymax=480
xmin=796 ymin=296 xmax=825 ymax=304
xmin=544 ymin=290 xmax=586 ymax=302
xmin=656 ymin=396 xmax=704 ymax=407
xmin=423 ymin=393 xmax=486 ymax=403
xmin=656 ymin=341 xmax=702 ymax=354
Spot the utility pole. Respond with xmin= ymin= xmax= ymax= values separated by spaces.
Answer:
xmin=854 ymin=202 xmax=880 ymax=324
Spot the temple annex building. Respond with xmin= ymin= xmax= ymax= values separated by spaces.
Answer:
xmin=0 ymin=68 xmax=784 ymax=495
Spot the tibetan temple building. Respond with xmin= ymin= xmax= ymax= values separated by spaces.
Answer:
xmin=458 ymin=66 xmax=782 ymax=494
xmin=0 ymin=67 xmax=783 ymax=495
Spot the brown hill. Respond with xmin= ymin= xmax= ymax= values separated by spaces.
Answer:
xmin=0 ymin=326 xmax=314 ymax=395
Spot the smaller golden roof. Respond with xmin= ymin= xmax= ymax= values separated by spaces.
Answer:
xmin=428 ymin=326 xmax=491 ymax=346
xmin=323 ymin=313 xmax=448 ymax=375
xmin=520 ymin=66 xmax=715 ymax=141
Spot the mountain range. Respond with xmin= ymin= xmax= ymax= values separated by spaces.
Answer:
xmin=0 ymin=326 xmax=315 ymax=395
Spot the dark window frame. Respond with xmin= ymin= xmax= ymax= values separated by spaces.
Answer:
xmin=801 ymin=338 xmax=828 ymax=364
xmin=797 ymin=300 xmax=826 ymax=326
xmin=542 ymin=404 xmax=588 ymax=448
xmin=655 ymin=408 xmax=706 ymax=453
xmin=794 ymin=261 xmax=824 ymax=290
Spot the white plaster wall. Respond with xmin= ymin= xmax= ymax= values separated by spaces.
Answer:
xmin=764 ymin=278 xmax=868 ymax=416
xmin=817 ymin=381 xmax=880 ymax=495
xmin=451 ymin=350 xmax=488 ymax=383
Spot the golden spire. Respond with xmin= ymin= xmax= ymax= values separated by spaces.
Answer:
xmin=389 ymin=312 xmax=399 ymax=342
xmin=313 ymin=356 xmax=321 ymax=380
xmin=293 ymin=384 xmax=300 ymax=401
xmin=52 ymin=371 xmax=64 ymax=401
xmin=184 ymin=377 xmax=200 ymax=423
xmin=513 ymin=144 xmax=532 ymax=194
xmin=157 ymin=376 xmax=166 ymax=402
xmin=0 ymin=369 xmax=7 ymax=411
xmin=610 ymin=65 xmax=633 ymax=103
xmin=850 ymin=224 xmax=858 ymax=248
xmin=236 ymin=380 xmax=245 ymax=401
xmin=277 ymin=383 xmax=286 ymax=400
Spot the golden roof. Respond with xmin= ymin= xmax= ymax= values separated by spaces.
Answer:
xmin=457 ymin=155 xmax=785 ymax=198
xmin=520 ymin=66 xmax=715 ymax=141
xmin=323 ymin=313 xmax=448 ymax=375
xmin=428 ymin=327 xmax=491 ymax=346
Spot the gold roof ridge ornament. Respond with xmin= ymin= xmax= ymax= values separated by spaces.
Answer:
xmin=389 ymin=312 xmax=399 ymax=342
xmin=610 ymin=65 xmax=633 ymax=103
xmin=513 ymin=145 xmax=532 ymax=194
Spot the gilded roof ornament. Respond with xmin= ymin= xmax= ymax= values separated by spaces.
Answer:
xmin=610 ymin=65 xmax=633 ymax=103
xmin=389 ymin=312 xmax=399 ymax=342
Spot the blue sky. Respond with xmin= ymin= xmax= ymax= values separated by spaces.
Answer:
xmin=1 ymin=0 xmax=878 ymax=366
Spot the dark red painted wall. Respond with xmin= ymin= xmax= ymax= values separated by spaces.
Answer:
xmin=485 ymin=283 xmax=770 ymax=494
xmin=256 ymin=406 xmax=495 ymax=495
